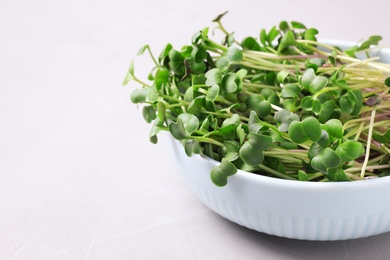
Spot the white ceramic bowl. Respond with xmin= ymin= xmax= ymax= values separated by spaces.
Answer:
xmin=170 ymin=41 xmax=390 ymax=241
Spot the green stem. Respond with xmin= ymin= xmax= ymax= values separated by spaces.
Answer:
xmin=258 ymin=164 xmax=296 ymax=180
xmin=243 ymin=82 xmax=281 ymax=91
xmin=353 ymin=121 xmax=365 ymax=141
xmin=133 ymin=75 xmax=152 ymax=88
xmin=203 ymin=38 xmax=228 ymax=52
xmin=313 ymin=86 xmax=341 ymax=99
xmin=194 ymin=137 xmax=223 ymax=147
xmin=161 ymin=95 xmax=188 ymax=104
xmin=348 ymin=164 xmax=390 ymax=173
xmin=147 ymin=46 xmax=160 ymax=68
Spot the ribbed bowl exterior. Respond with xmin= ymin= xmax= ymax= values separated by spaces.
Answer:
xmin=171 ymin=139 xmax=390 ymax=241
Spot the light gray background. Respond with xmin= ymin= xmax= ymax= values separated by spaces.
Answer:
xmin=2 ymin=0 xmax=390 ymax=259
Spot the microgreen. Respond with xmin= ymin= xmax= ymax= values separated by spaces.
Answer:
xmin=125 ymin=12 xmax=390 ymax=186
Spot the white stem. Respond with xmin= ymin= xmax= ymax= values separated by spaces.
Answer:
xmin=360 ymin=106 xmax=377 ymax=179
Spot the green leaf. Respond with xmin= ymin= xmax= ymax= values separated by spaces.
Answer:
xmin=291 ymin=21 xmax=306 ymax=29
xmin=212 ymin=11 xmax=228 ymax=22
xmin=335 ymin=140 xmax=364 ymax=163
xmin=267 ymin=26 xmax=279 ymax=45
xmin=289 ymin=117 xmax=322 ymax=144
xmin=259 ymin=29 xmax=267 ymax=46
xmin=204 ymin=143 xmax=215 ymax=160
xmin=206 ymin=84 xmax=220 ymax=101
xmin=324 ymin=119 xmax=343 ymax=138
xmin=222 ymin=140 xmax=240 ymax=161
xmin=224 ymin=140 xmax=240 ymax=152
xmin=169 ymin=119 xmax=187 ymax=140
xmin=177 ymin=113 xmax=199 ymax=134
xmin=147 ymin=84 xmax=159 ymax=102
xmin=201 ymin=115 xmax=217 ymax=131
xmin=159 ymin=43 xmax=173 ymax=62
xmin=221 ymin=113 xmax=240 ymax=127
xmin=311 ymin=148 xmax=341 ymax=174
xmin=201 ymin=27 xmax=209 ymax=40
xmin=279 ymin=21 xmax=289 ymax=31
xmin=373 ymin=129 xmax=390 ymax=143
xmin=142 ymin=106 xmax=156 ymax=123
xmin=241 ymin=37 xmax=261 ymax=51
xmin=191 ymin=46 xmax=207 ymax=62
xmin=236 ymin=124 xmax=246 ymax=145
xmin=255 ymin=100 xmax=272 ymax=118
xmin=155 ymin=68 xmax=169 ymax=90
xmin=236 ymin=68 xmax=247 ymax=79
xmin=300 ymin=96 xmax=321 ymax=114
xmin=187 ymin=96 xmax=205 ymax=114
xmin=357 ymin=40 xmax=371 ymax=51
xmin=267 ymin=157 xmax=286 ymax=174
xmin=301 ymin=96 xmax=314 ymax=111
xmin=122 ymin=60 xmax=135 ymax=85
xmin=335 ymin=79 xmax=348 ymax=88
xmin=130 ymin=88 xmax=148 ymax=103
xmin=205 ymin=100 xmax=216 ymax=112
xmin=239 ymin=133 xmax=273 ymax=166
xmin=222 ymin=73 xmax=239 ymax=93
xmin=261 ymin=87 xmax=275 ymax=99
xmin=351 ymin=89 xmax=363 ymax=116
xmin=356 ymin=35 xmax=382 ymax=51
xmin=317 ymin=130 xmax=330 ymax=147
xmin=216 ymin=124 xmax=237 ymax=140
xmin=329 ymin=56 xmax=336 ymax=66
xmin=304 ymin=28 xmax=318 ymax=41
xmin=225 ymin=33 xmax=235 ymax=47
xmin=325 ymin=168 xmax=350 ymax=181
xmin=385 ymin=77 xmax=390 ymax=87
xmin=345 ymin=46 xmax=357 ymax=58
xmin=318 ymin=101 xmax=336 ymax=123
xmin=191 ymin=61 xmax=206 ymax=74
xmin=298 ymin=170 xmax=309 ymax=181
xmin=216 ymin=56 xmax=229 ymax=68
xmin=181 ymin=45 xmax=193 ymax=58
xmin=281 ymin=83 xmax=300 ymax=98
xmin=226 ymin=46 xmax=243 ymax=62
xmin=267 ymin=94 xmax=280 ymax=105
xmin=184 ymin=86 xmax=194 ymax=102
xmin=157 ymin=101 xmax=166 ymax=121
xmin=191 ymin=31 xmax=202 ymax=44
xmin=277 ymin=31 xmax=296 ymax=54
xmin=339 ymin=94 xmax=354 ymax=114
xmin=308 ymin=143 xmax=325 ymax=159
xmin=277 ymin=70 xmax=290 ymax=83
xmin=309 ymin=57 xmax=325 ymax=68
xmin=205 ymin=68 xmax=222 ymax=86
xmin=184 ymin=139 xmax=202 ymax=157
xmin=249 ymin=110 xmax=268 ymax=133
xmin=369 ymin=35 xmax=382 ymax=45
xmin=149 ymin=119 xmax=165 ymax=144
xmin=168 ymin=49 xmax=185 ymax=76
xmin=301 ymin=68 xmax=328 ymax=93
xmin=312 ymin=99 xmax=322 ymax=114
xmin=210 ymin=158 xmax=237 ymax=187
xmin=246 ymin=94 xmax=262 ymax=110
xmin=274 ymin=109 xmax=300 ymax=132
xmin=137 ymin=44 xmax=149 ymax=56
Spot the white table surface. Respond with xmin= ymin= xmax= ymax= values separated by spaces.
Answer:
xmin=2 ymin=0 xmax=390 ymax=259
